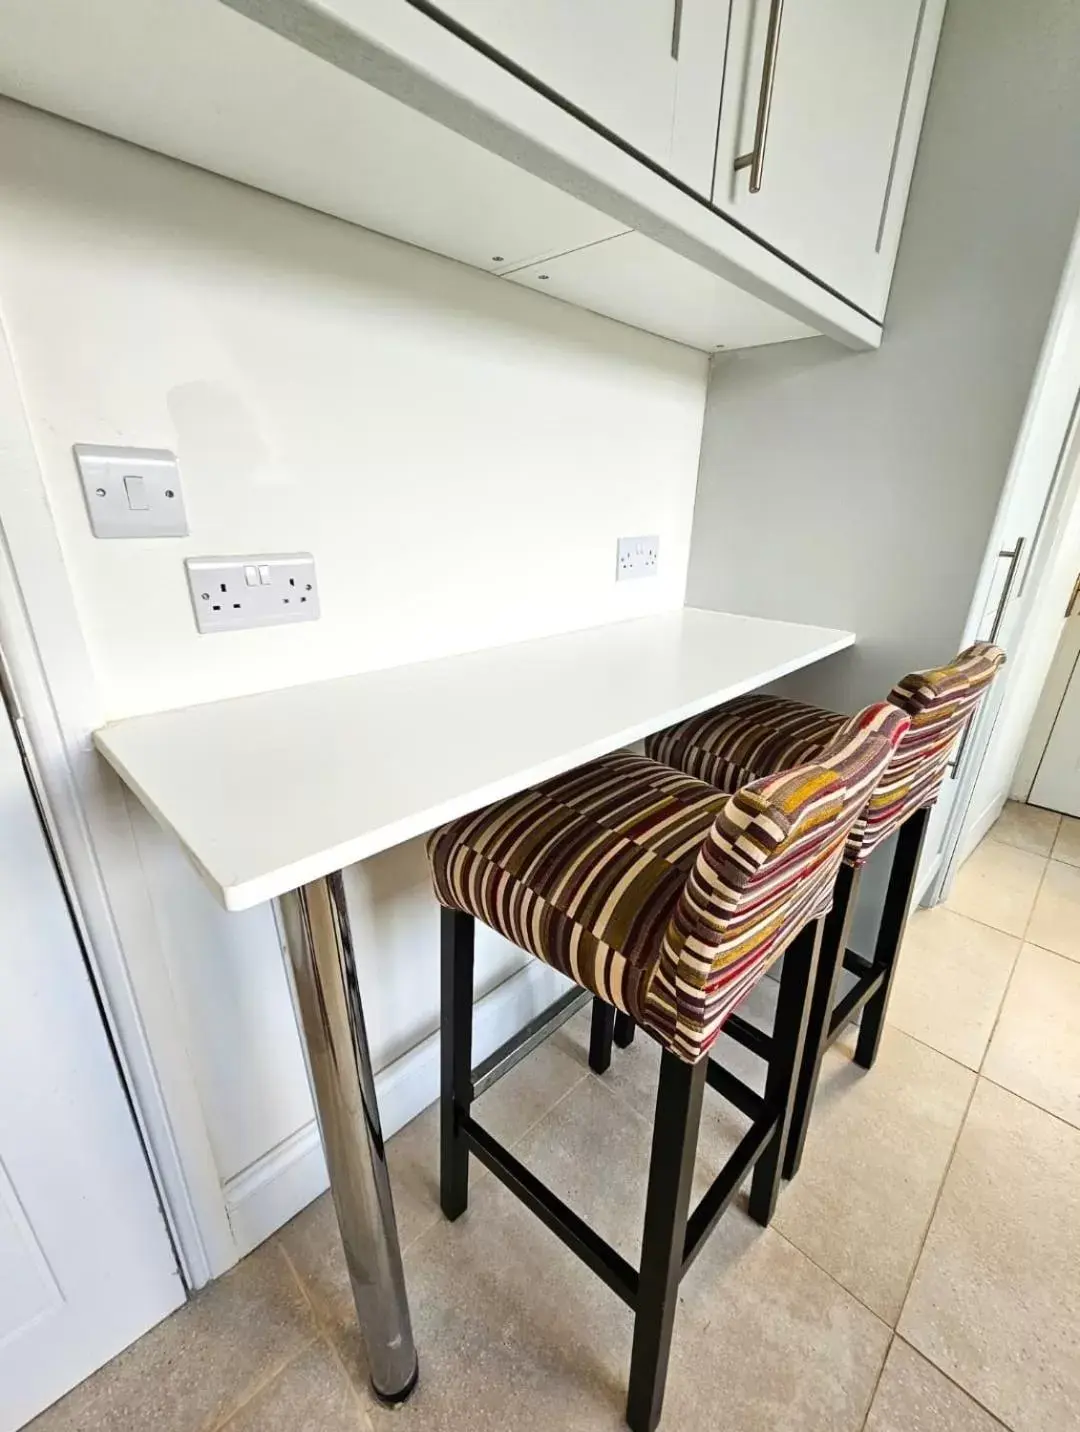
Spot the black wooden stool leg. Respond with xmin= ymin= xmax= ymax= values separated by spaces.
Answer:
xmin=626 ymin=1051 xmax=707 ymax=1432
xmin=748 ymin=920 xmax=821 ymax=1226
xmin=440 ymin=909 xmax=474 ymax=1220
xmin=589 ymin=997 xmax=615 ymax=1074
xmin=782 ymin=865 xmax=861 ymax=1181
xmin=855 ymin=805 xmax=931 ymax=1070
xmin=614 ymin=1012 xmax=636 ymax=1048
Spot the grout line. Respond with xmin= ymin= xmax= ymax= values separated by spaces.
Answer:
xmin=976 ymin=939 xmax=1025 ymax=1079
xmin=321 ymin=1329 xmax=379 ymax=1430
xmin=209 ymin=1334 xmax=319 ymax=1432
xmin=502 ymin=1070 xmax=590 ymax=1153
xmin=891 ymin=1072 xmax=979 ymax=1331
xmin=858 ymin=1331 xmax=897 ymax=1432
xmin=882 ymin=1020 xmax=983 ymax=1075
xmin=891 ymin=1335 xmax=1014 ymax=1429
xmin=1023 ymin=933 xmax=1080 ymax=963
xmin=770 ymin=1225 xmax=893 ymax=1329
xmin=977 ymin=1072 xmax=1080 ymax=1135
xmin=275 ymin=1235 xmax=340 ymax=1351
xmin=273 ymin=1238 xmax=378 ymax=1425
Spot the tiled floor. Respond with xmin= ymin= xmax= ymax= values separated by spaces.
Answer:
xmin=31 ymin=806 xmax=1080 ymax=1432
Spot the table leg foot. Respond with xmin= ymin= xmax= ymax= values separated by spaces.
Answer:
xmin=372 ymin=1353 xmax=420 ymax=1406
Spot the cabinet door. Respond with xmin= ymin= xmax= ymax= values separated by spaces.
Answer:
xmin=714 ymin=0 xmax=938 ymax=316
xmin=428 ymin=0 xmax=730 ymax=194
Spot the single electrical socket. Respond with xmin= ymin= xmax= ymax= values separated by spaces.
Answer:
xmin=616 ymin=534 xmax=659 ymax=580
xmin=185 ymin=553 xmax=320 ymax=633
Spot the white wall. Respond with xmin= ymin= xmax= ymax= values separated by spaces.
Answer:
xmin=686 ymin=0 xmax=1080 ymax=715
xmin=0 ymin=98 xmax=707 ymax=1263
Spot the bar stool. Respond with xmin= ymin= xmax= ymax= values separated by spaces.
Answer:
xmin=426 ymin=704 xmax=907 ymax=1432
xmin=637 ymin=641 xmax=1005 ymax=1181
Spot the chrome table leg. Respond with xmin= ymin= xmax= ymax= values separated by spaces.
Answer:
xmin=277 ymin=871 xmax=418 ymax=1403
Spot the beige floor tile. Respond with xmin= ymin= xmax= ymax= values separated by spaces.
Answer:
xmin=556 ymin=979 xmax=774 ymax=1128
xmin=885 ymin=907 xmax=1019 ymax=1069
xmin=27 ymin=1243 xmax=315 ymax=1432
xmin=370 ymin=1182 xmax=634 ymax=1432
xmin=1052 ymin=815 xmax=1080 ymax=866
xmin=772 ymin=1027 xmax=974 ymax=1324
xmin=666 ymin=1216 xmax=891 ymax=1432
xmin=983 ymin=944 xmax=1080 ymax=1128
xmin=279 ymin=1028 xmax=588 ymax=1373
xmin=357 ymin=1072 xmax=887 ymax=1432
xmin=899 ymin=1079 xmax=1080 ymax=1432
xmin=221 ymin=1340 xmax=371 ymax=1432
xmin=864 ymin=1339 xmax=1007 ymax=1432
xmin=945 ymin=839 xmax=1047 ymax=937
xmin=989 ymin=801 xmax=1061 ymax=857
xmin=1026 ymin=858 xmax=1080 ymax=961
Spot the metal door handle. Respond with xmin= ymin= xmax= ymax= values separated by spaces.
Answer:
xmin=734 ymin=0 xmax=786 ymax=193
xmin=670 ymin=0 xmax=684 ymax=59
xmin=988 ymin=537 xmax=1026 ymax=644
xmin=951 ymin=536 xmax=1025 ymax=781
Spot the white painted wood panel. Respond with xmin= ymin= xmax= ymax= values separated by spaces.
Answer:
xmin=504 ymin=230 xmax=815 ymax=351
xmin=1030 ymin=613 xmax=1080 ymax=817
xmin=715 ymin=0 xmax=943 ymax=317
xmin=93 ymin=608 xmax=853 ymax=910
xmin=0 ymin=704 xmax=182 ymax=1431
xmin=432 ymin=0 xmax=732 ymax=196
xmin=433 ymin=0 xmax=683 ymax=170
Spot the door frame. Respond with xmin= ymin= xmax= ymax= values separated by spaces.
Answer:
xmin=0 ymin=314 xmax=235 ymax=1287
xmin=1023 ymin=602 xmax=1080 ymax=810
xmin=928 ymin=210 xmax=1080 ymax=898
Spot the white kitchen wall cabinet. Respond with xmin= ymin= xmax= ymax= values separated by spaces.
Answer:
xmin=714 ymin=0 xmax=946 ymax=317
xmin=0 ymin=0 xmax=945 ymax=349
xmin=429 ymin=0 xmax=732 ymax=196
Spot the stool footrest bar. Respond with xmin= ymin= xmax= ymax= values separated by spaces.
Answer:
xmin=842 ymin=949 xmax=876 ymax=981
xmin=460 ymin=1112 xmax=639 ymax=1307
xmin=471 ymin=988 xmax=590 ymax=1100
xmin=827 ymin=970 xmax=886 ymax=1045
xmin=705 ymin=1059 xmax=767 ymax=1121
xmin=682 ymin=1114 xmax=777 ymax=1273
xmin=722 ymin=1014 xmax=774 ymax=1061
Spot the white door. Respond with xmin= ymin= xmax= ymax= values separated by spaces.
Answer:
xmin=0 ymin=681 xmax=183 ymax=1431
xmin=1030 ymin=591 xmax=1080 ymax=816
xmin=713 ymin=0 xmax=936 ymax=316
xmin=428 ymin=0 xmax=731 ymax=194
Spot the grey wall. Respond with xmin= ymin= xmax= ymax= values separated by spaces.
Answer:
xmin=687 ymin=0 xmax=1080 ymax=713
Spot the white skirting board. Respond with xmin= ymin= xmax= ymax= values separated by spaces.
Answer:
xmin=222 ymin=957 xmax=575 ymax=1258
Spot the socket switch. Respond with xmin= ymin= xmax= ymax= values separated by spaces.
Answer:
xmin=74 ymin=444 xmax=188 ymax=538
xmin=616 ymin=534 xmax=659 ymax=580
xmin=186 ymin=553 xmax=320 ymax=633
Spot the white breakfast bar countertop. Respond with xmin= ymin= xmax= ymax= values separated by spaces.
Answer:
xmin=93 ymin=608 xmax=854 ymax=911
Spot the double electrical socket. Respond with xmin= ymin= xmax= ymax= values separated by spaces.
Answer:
xmin=185 ymin=554 xmax=320 ymax=633
xmin=616 ymin=534 xmax=659 ymax=580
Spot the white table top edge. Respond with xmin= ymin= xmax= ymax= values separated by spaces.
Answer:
xmin=94 ymin=608 xmax=855 ymax=912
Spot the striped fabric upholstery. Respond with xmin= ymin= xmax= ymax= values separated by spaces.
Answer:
xmin=427 ymin=703 xmax=908 ymax=1064
xmin=646 ymin=643 xmax=1005 ymax=866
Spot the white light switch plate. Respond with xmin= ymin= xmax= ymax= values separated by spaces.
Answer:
xmin=185 ymin=554 xmax=320 ymax=633
xmin=616 ymin=534 xmax=659 ymax=580
xmin=74 ymin=444 xmax=188 ymax=538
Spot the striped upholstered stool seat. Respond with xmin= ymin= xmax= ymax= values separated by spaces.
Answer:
xmin=431 ymin=749 xmax=832 ymax=1061
xmin=646 ymin=643 xmax=1006 ymax=865
xmin=426 ymin=707 xmax=907 ymax=1432
xmin=637 ymin=641 xmax=1006 ymax=1180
